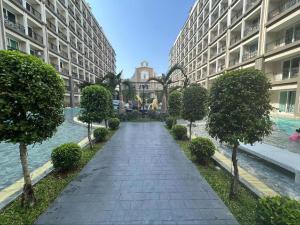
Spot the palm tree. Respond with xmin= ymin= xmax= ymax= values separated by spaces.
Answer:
xmin=101 ymin=71 xmax=125 ymax=113
xmin=148 ymin=64 xmax=186 ymax=114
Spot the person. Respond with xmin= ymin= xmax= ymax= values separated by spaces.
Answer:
xmin=289 ymin=129 xmax=300 ymax=142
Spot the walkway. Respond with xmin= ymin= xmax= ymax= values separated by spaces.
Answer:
xmin=36 ymin=122 xmax=239 ymax=225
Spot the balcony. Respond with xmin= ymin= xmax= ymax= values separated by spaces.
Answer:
xmin=60 ymin=50 xmax=68 ymax=58
xmin=46 ymin=0 xmax=56 ymax=13
xmin=58 ymin=29 xmax=67 ymax=41
xmin=230 ymin=35 xmax=241 ymax=46
xmin=58 ymin=0 xmax=66 ymax=6
xmin=61 ymin=68 xmax=69 ymax=76
xmin=51 ymin=63 xmax=59 ymax=71
xmin=266 ymin=31 xmax=300 ymax=52
xmin=217 ymin=64 xmax=225 ymax=72
xmin=242 ymin=50 xmax=257 ymax=61
xmin=25 ymin=4 xmax=42 ymax=20
xmin=268 ymin=0 xmax=300 ymax=20
xmin=70 ymin=40 xmax=77 ymax=48
xmin=244 ymin=23 xmax=259 ymax=37
xmin=49 ymin=43 xmax=58 ymax=53
xmin=4 ymin=18 xmax=25 ymax=35
xmin=71 ymin=56 xmax=77 ymax=64
xmin=47 ymin=20 xmax=57 ymax=33
xmin=267 ymin=68 xmax=299 ymax=83
xmin=246 ymin=0 xmax=260 ymax=11
xmin=12 ymin=0 xmax=23 ymax=6
xmin=231 ymin=11 xmax=243 ymax=25
xmin=57 ymin=11 xmax=66 ymax=23
xmin=229 ymin=58 xmax=239 ymax=66
xmin=28 ymin=31 xmax=43 ymax=45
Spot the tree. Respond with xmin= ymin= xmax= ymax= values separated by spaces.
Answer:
xmin=148 ymin=64 xmax=186 ymax=114
xmin=104 ymin=90 xmax=114 ymax=128
xmin=101 ymin=71 xmax=124 ymax=113
xmin=168 ymin=90 xmax=182 ymax=118
xmin=182 ymin=84 xmax=208 ymax=140
xmin=207 ymin=68 xmax=273 ymax=199
xmin=122 ymin=79 xmax=135 ymax=102
xmin=79 ymin=85 xmax=110 ymax=149
xmin=0 ymin=50 xmax=65 ymax=207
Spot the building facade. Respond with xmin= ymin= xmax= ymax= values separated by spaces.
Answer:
xmin=130 ymin=61 xmax=163 ymax=99
xmin=169 ymin=0 xmax=300 ymax=117
xmin=0 ymin=0 xmax=116 ymax=106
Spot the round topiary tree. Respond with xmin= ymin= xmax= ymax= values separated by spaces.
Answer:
xmin=79 ymin=85 xmax=110 ymax=149
xmin=182 ymin=84 xmax=208 ymax=140
xmin=93 ymin=127 xmax=109 ymax=142
xmin=0 ymin=50 xmax=65 ymax=207
xmin=189 ymin=137 xmax=215 ymax=165
xmin=172 ymin=125 xmax=187 ymax=140
xmin=108 ymin=118 xmax=120 ymax=130
xmin=51 ymin=143 xmax=81 ymax=171
xmin=207 ymin=68 xmax=273 ymax=199
xmin=168 ymin=90 xmax=182 ymax=124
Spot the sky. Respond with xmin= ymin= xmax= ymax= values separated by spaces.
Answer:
xmin=86 ymin=0 xmax=195 ymax=78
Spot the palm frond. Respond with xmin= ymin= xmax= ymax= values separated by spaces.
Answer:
xmin=147 ymin=77 xmax=164 ymax=85
xmin=165 ymin=64 xmax=185 ymax=80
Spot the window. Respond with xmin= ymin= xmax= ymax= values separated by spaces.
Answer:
xmin=279 ymin=91 xmax=296 ymax=113
xmin=282 ymin=57 xmax=300 ymax=79
xmin=3 ymin=9 xmax=16 ymax=23
xmin=7 ymin=38 xmax=19 ymax=50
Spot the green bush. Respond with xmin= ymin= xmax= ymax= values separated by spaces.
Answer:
xmin=93 ymin=127 xmax=109 ymax=142
xmin=127 ymin=110 xmax=142 ymax=121
xmin=166 ymin=117 xmax=176 ymax=129
xmin=189 ymin=137 xmax=215 ymax=164
xmin=172 ymin=125 xmax=187 ymax=140
xmin=51 ymin=143 xmax=81 ymax=171
xmin=256 ymin=196 xmax=300 ymax=225
xmin=108 ymin=118 xmax=120 ymax=130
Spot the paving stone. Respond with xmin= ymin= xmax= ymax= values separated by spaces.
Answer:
xmin=35 ymin=122 xmax=239 ymax=225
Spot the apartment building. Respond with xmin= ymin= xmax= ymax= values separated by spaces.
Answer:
xmin=0 ymin=0 xmax=116 ymax=106
xmin=169 ymin=0 xmax=300 ymax=117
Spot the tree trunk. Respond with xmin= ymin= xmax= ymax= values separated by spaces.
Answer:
xmin=105 ymin=119 xmax=108 ymax=128
xmin=161 ymin=93 xmax=167 ymax=114
xmin=189 ymin=121 xmax=192 ymax=140
xmin=19 ymin=143 xmax=36 ymax=207
xmin=87 ymin=122 xmax=93 ymax=149
xmin=119 ymin=84 xmax=125 ymax=114
xmin=229 ymin=144 xmax=239 ymax=199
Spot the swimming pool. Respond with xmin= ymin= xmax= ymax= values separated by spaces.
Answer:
xmin=0 ymin=108 xmax=87 ymax=191
xmin=263 ymin=117 xmax=300 ymax=154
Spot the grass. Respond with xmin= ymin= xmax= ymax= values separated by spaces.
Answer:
xmin=175 ymin=137 xmax=259 ymax=225
xmin=0 ymin=131 xmax=115 ymax=225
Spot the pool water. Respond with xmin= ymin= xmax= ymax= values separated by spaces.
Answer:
xmin=0 ymin=108 xmax=87 ymax=191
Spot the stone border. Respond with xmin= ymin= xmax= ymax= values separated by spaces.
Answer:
xmin=73 ymin=116 xmax=105 ymax=128
xmin=0 ymin=134 xmax=93 ymax=210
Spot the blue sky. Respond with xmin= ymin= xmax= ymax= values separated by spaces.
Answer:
xmin=86 ymin=0 xmax=195 ymax=78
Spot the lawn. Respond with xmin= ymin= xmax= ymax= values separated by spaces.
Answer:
xmin=0 ymin=131 xmax=115 ymax=225
xmin=176 ymin=139 xmax=258 ymax=225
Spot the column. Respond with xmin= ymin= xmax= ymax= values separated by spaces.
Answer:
xmin=294 ymin=76 xmax=300 ymax=117
xmin=69 ymin=77 xmax=75 ymax=107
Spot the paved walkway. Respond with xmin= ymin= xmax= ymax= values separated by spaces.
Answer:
xmin=36 ymin=122 xmax=239 ymax=225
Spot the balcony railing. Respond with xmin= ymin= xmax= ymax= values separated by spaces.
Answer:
xmin=4 ymin=18 xmax=25 ymax=35
xmin=26 ymin=4 xmax=42 ymax=20
xmin=71 ymin=57 xmax=77 ymax=63
xmin=61 ymin=69 xmax=69 ymax=76
xmin=268 ymin=0 xmax=300 ymax=20
xmin=218 ymin=46 xmax=226 ymax=54
xmin=60 ymin=50 xmax=68 ymax=58
xmin=242 ymin=50 xmax=257 ymax=61
xmin=244 ymin=23 xmax=259 ymax=36
xmin=266 ymin=31 xmax=300 ymax=52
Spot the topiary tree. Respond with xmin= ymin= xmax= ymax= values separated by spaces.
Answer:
xmin=79 ymin=85 xmax=110 ymax=149
xmin=189 ymin=137 xmax=215 ymax=165
xmin=182 ymin=84 xmax=208 ymax=140
xmin=51 ymin=143 xmax=81 ymax=171
xmin=168 ymin=90 xmax=182 ymax=119
xmin=207 ymin=68 xmax=273 ymax=199
xmin=0 ymin=50 xmax=65 ymax=207
xmin=104 ymin=89 xmax=114 ymax=128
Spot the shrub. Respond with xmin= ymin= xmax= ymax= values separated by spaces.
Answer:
xmin=256 ymin=196 xmax=300 ymax=225
xmin=172 ymin=125 xmax=187 ymax=140
xmin=127 ymin=110 xmax=142 ymax=121
xmin=93 ymin=127 xmax=109 ymax=142
xmin=108 ymin=118 xmax=120 ymax=130
xmin=189 ymin=137 xmax=215 ymax=164
xmin=51 ymin=143 xmax=81 ymax=171
xmin=166 ymin=117 xmax=176 ymax=129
